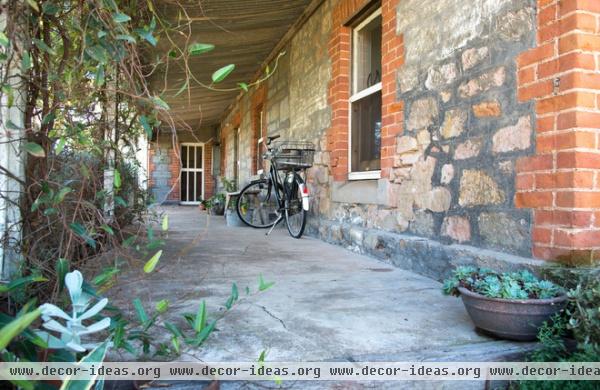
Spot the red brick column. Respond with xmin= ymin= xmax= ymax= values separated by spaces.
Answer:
xmin=327 ymin=0 xmax=404 ymax=181
xmin=515 ymin=0 xmax=600 ymax=264
xmin=204 ymin=143 xmax=214 ymax=199
xmin=380 ymin=0 xmax=405 ymax=178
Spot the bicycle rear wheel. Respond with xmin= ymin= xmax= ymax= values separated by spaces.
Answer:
xmin=285 ymin=179 xmax=307 ymax=238
xmin=237 ymin=180 xmax=279 ymax=228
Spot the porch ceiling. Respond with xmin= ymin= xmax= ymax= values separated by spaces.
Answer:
xmin=150 ymin=0 xmax=314 ymax=129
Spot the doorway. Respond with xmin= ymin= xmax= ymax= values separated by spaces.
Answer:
xmin=180 ymin=143 xmax=204 ymax=204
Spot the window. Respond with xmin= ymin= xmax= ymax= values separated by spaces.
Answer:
xmin=349 ymin=8 xmax=382 ymax=180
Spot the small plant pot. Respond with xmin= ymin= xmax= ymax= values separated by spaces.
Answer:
xmin=458 ymin=287 xmax=567 ymax=341
xmin=225 ymin=209 xmax=244 ymax=227
xmin=210 ymin=204 xmax=224 ymax=216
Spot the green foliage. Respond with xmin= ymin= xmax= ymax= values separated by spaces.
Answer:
xmin=513 ymin=267 xmax=600 ymax=390
xmin=211 ymin=64 xmax=235 ymax=83
xmin=442 ymin=266 xmax=563 ymax=300
xmin=0 ymin=308 xmax=42 ymax=350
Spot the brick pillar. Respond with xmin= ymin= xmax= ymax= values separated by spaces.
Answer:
xmin=204 ymin=143 xmax=214 ymax=199
xmin=380 ymin=0 xmax=405 ymax=178
xmin=516 ymin=0 xmax=600 ymax=264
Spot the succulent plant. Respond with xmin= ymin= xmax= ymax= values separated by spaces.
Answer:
xmin=442 ymin=266 xmax=564 ymax=300
xmin=36 ymin=270 xmax=111 ymax=352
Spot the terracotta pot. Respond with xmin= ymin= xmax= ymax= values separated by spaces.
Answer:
xmin=458 ymin=287 xmax=567 ymax=341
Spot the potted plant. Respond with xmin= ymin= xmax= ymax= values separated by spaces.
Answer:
xmin=208 ymin=194 xmax=225 ymax=216
xmin=442 ymin=266 xmax=567 ymax=341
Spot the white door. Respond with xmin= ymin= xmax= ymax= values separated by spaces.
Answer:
xmin=180 ymin=143 xmax=204 ymax=204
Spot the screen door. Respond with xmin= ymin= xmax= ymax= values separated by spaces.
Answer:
xmin=180 ymin=143 xmax=204 ymax=204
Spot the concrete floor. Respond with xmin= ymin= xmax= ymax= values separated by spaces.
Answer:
xmin=106 ymin=206 xmax=534 ymax=388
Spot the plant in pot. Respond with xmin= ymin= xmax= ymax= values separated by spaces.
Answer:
xmin=442 ymin=266 xmax=567 ymax=341
xmin=209 ymin=194 xmax=225 ymax=216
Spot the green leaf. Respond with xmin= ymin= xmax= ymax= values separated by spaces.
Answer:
xmin=238 ymin=82 xmax=248 ymax=92
xmin=113 ymin=169 xmax=121 ymax=189
xmin=56 ymin=258 xmax=69 ymax=292
xmin=139 ymin=115 xmax=152 ymax=137
xmin=112 ymin=12 xmax=131 ymax=23
xmin=21 ymin=52 xmax=32 ymax=71
xmin=122 ymin=235 xmax=136 ymax=248
xmin=0 ymin=275 xmax=47 ymax=293
xmin=42 ymin=2 xmax=60 ymax=15
xmin=193 ymin=319 xmax=216 ymax=346
xmin=100 ymin=224 xmax=114 ymax=235
xmin=26 ymin=0 xmax=40 ymax=12
xmin=95 ymin=65 xmax=105 ymax=87
xmin=258 ymin=274 xmax=275 ymax=291
xmin=69 ymin=223 xmax=96 ymax=249
xmin=171 ymin=336 xmax=180 ymax=354
xmin=132 ymin=298 xmax=148 ymax=324
xmin=55 ymin=187 xmax=72 ymax=203
xmin=193 ymin=301 xmax=206 ymax=333
xmin=161 ymin=215 xmax=169 ymax=231
xmin=60 ymin=341 xmax=110 ymax=390
xmin=85 ymin=45 xmax=108 ymax=64
xmin=92 ymin=267 xmax=119 ymax=286
xmin=41 ymin=112 xmax=56 ymax=126
xmin=188 ymin=43 xmax=214 ymax=56
xmin=143 ymin=250 xmax=162 ymax=273
xmin=97 ymin=31 xmax=107 ymax=39
xmin=32 ymin=38 xmax=56 ymax=55
xmin=6 ymin=120 xmax=21 ymax=130
xmin=173 ymin=80 xmax=188 ymax=97
xmin=258 ymin=349 xmax=267 ymax=363
xmin=55 ymin=137 xmax=66 ymax=154
xmin=151 ymin=96 xmax=170 ymax=110
xmin=164 ymin=321 xmax=183 ymax=338
xmin=211 ymin=64 xmax=235 ymax=83
xmin=0 ymin=308 xmax=41 ymax=350
xmin=24 ymin=142 xmax=45 ymax=157
xmin=155 ymin=299 xmax=169 ymax=314
xmin=0 ymin=32 xmax=9 ymax=48
xmin=116 ymin=34 xmax=136 ymax=44
xmin=114 ymin=196 xmax=127 ymax=207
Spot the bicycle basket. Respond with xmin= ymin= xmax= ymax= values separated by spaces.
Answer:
xmin=271 ymin=141 xmax=315 ymax=170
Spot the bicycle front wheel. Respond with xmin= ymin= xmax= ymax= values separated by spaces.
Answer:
xmin=237 ymin=180 xmax=279 ymax=228
xmin=285 ymin=179 xmax=307 ymax=238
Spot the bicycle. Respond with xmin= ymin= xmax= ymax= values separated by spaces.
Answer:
xmin=236 ymin=134 xmax=314 ymax=238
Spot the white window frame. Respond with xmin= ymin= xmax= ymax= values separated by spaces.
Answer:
xmin=180 ymin=142 xmax=205 ymax=205
xmin=348 ymin=8 xmax=382 ymax=181
xmin=256 ymin=108 xmax=265 ymax=176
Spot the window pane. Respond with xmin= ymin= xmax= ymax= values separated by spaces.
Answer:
xmin=195 ymin=172 xmax=203 ymax=202
xmin=188 ymin=146 xmax=195 ymax=169
xmin=188 ymin=171 xmax=193 ymax=203
xmin=354 ymin=14 xmax=382 ymax=94
xmin=351 ymin=90 xmax=382 ymax=172
xmin=181 ymin=169 xmax=188 ymax=201
xmin=195 ymin=146 xmax=202 ymax=169
xmin=181 ymin=145 xmax=188 ymax=168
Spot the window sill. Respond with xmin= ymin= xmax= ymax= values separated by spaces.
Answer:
xmin=348 ymin=170 xmax=381 ymax=181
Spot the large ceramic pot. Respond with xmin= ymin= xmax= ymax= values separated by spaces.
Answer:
xmin=458 ymin=287 xmax=567 ymax=341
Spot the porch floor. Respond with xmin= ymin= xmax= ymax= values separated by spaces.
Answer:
xmin=108 ymin=206 xmax=534 ymax=363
